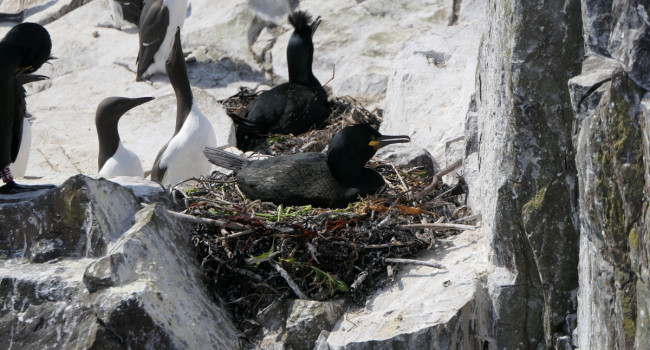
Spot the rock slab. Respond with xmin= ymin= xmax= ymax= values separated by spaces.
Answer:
xmin=0 ymin=176 xmax=240 ymax=349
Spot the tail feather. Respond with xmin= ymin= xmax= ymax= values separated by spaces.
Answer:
xmin=227 ymin=111 xmax=268 ymax=135
xmin=203 ymin=147 xmax=249 ymax=171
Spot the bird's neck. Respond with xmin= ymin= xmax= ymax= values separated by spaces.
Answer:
xmin=96 ymin=118 xmax=120 ymax=170
xmin=327 ymin=151 xmax=365 ymax=186
xmin=286 ymin=36 xmax=318 ymax=87
xmin=169 ymin=67 xmax=193 ymax=135
xmin=0 ymin=48 xmax=21 ymax=75
xmin=288 ymin=62 xmax=317 ymax=87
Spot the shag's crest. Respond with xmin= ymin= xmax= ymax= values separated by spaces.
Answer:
xmin=288 ymin=10 xmax=313 ymax=32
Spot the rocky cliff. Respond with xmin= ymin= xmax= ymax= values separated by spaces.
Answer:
xmin=1 ymin=0 xmax=650 ymax=349
xmin=466 ymin=0 xmax=650 ymax=348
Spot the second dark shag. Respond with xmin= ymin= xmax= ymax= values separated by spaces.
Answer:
xmin=229 ymin=10 xmax=329 ymax=143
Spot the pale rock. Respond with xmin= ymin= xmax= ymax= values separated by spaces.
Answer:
xmin=324 ymin=229 xmax=491 ymax=349
xmin=0 ymin=175 xmax=240 ymax=349
xmin=248 ymin=0 xmax=294 ymax=25
xmin=270 ymin=0 xmax=458 ymax=104
xmin=380 ymin=3 xmax=484 ymax=169
xmin=0 ymin=0 xmax=90 ymax=25
xmin=375 ymin=143 xmax=437 ymax=175
xmin=182 ymin=0 xmax=259 ymax=69
xmin=259 ymin=299 xmax=346 ymax=350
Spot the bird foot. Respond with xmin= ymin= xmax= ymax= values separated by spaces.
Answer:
xmin=0 ymin=181 xmax=55 ymax=195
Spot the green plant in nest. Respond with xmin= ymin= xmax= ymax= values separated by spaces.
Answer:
xmin=311 ymin=266 xmax=349 ymax=295
xmin=256 ymin=205 xmax=313 ymax=222
xmin=249 ymin=238 xmax=276 ymax=268
xmin=279 ymin=259 xmax=349 ymax=295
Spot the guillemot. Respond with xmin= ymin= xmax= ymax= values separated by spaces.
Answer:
xmin=203 ymin=125 xmax=411 ymax=208
xmin=0 ymin=23 xmax=54 ymax=195
xmin=108 ymin=0 xmax=144 ymax=28
xmin=229 ymin=10 xmax=328 ymax=147
xmin=150 ymin=27 xmax=217 ymax=185
xmin=136 ymin=0 xmax=188 ymax=81
xmin=96 ymin=96 xmax=154 ymax=177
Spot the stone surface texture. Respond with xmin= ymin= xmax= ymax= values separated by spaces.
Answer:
xmin=0 ymin=176 xmax=240 ymax=349
xmin=3 ymin=0 xmax=650 ymax=348
xmin=569 ymin=1 xmax=650 ymax=349
xmin=324 ymin=229 xmax=491 ymax=350
xmin=468 ymin=0 xmax=583 ymax=348
xmin=380 ymin=0 xmax=485 ymax=169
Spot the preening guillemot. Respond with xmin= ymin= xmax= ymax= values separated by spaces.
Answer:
xmin=150 ymin=27 xmax=217 ymax=185
xmin=108 ymin=0 xmax=144 ymax=28
xmin=136 ymin=0 xmax=188 ymax=81
xmin=96 ymin=96 xmax=154 ymax=177
xmin=229 ymin=10 xmax=329 ymax=144
xmin=203 ymin=125 xmax=410 ymax=208
xmin=0 ymin=23 xmax=54 ymax=194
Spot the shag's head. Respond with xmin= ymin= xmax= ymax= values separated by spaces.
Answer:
xmin=288 ymin=10 xmax=321 ymax=39
xmin=96 ymin=96 xmax=155 ymax=126
xmin=2 ymin=23 xmax=52 ymax=73
xmin=286 ymin=10 xmax=321 ymax=84
xmin=327 ymin=124 xmax=410 ymax=183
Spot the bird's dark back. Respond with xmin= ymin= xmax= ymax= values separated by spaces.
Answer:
xmin=237 ymin=153 xmax=357 ymax=208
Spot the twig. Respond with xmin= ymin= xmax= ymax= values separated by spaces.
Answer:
xmin=453 ymin=213 xmax=481 ymax=224
xmin=141 ymin=203 xmax=249 ymax=230
xmin=385 ymin=258 xmax=446 ymax=269
xmin=390 ymin=162 xmax=410 ymax=200
xmin=323 ymin=64 xmax=336 ymax=87
xmin=174 ymin=177 xmax=204 ymax=187
xmin=228 ymin=266 xmax=265 ymax=282
xmin=218 ymin=229 xmax=255 ymax=241
xmin=364 ymin=240 xmax=419 ymax=249
xmin=415 ymin=159 xmax=463 ymax=200
xmin=113 ymin=60 xmax=137 ymax=75
xmin=268 ymin=260 xmax=309 ymax=299
xmin=350 ymin=271 xmax=368 ymax=290
xmin=397 ymin=222 xmax=477 ymax=231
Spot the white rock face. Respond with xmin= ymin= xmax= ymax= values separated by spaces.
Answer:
xmin=380 ymin=0 xmax=485 ymax=170
xmin=325 ymin=229 xmax=491 ymax=349
xmin=270 ymin=0 xmax=459 ymax=105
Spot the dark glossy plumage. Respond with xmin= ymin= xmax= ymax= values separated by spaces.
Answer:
xmin=114 ymin=0 xmax=144 ymax=26
xmin=0 ymin=23 xmax=53 ymax=194
xmin=0 ymin=23 xmax=51 ymax=171
xmin=136 ymin=0 xmax=169 ymax=80
xmin=230 ymin=10 xmax=328 ymax=142
xmin=204 ymin=125 xmax=410 ymax=208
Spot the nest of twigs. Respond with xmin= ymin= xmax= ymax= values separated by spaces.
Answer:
xmin=220 ymin=86 xmax=382 ymax=153
xmin=181 ymin=91 xmax=476 ymax=339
